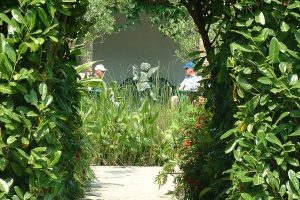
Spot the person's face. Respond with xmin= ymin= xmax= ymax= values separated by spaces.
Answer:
xmin=96 ymin=70 xmax=105 ymax=78
xmin=185 ymin=68 xmax=194 ymax=76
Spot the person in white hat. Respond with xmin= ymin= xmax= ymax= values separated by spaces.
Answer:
xmin=94 ymin=64 xmax=107 ymax=79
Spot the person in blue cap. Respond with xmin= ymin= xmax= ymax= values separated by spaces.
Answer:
xmin=170 ymin=61 xmax=202 ymax=107
xmin=178 ymin=61 xmax=202 ymax=92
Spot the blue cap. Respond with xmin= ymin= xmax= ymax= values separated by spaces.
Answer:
xmin=182 ymin=61 xmax=194 ymax=69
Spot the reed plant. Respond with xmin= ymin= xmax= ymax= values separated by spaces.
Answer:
xmin=79 ymin=77 xmax=192 ymax=166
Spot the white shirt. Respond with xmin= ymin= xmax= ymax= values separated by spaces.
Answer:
xmin=179 ymin=74 xmax=202 ymax=92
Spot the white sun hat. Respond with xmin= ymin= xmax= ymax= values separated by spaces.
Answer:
xmin=95 ymin=64 xmax=107 ymax=71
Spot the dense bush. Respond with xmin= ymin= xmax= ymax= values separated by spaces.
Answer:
xmin=176 ymin=112 xmax=230 ymax=199
xmin=222 ymin=0 xmax=300 ymax=198
xmin=0 ymin=0 xmax=93 ymax=199
xmin=156 ymin=104 xmax=231 ymax=200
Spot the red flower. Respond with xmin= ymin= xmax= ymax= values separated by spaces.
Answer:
xmin=195 ymin=123 xmax=203 ymax=128
xmin=197 ymin=116 xmax=205 ymax=122
xmin=184 ymin=140 xmax=192 ymax=147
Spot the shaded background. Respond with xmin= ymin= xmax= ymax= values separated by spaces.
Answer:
xmin=93 ymin=15 xmax=184 ymax=85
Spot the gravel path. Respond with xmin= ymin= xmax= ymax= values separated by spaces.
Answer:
xmin=83 ymin=166 xmax=175 ymax=200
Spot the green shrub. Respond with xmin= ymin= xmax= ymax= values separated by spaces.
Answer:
xmin=222 ymin=0 xmax=300 ymax=198
xmin=157 ymin=105 xmax=231 ymax=199
xmin=0 ymin=0 xmax=92 ymax=199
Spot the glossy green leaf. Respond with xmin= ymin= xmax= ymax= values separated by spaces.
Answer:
xmin=12 ymin=195 xmax=21 ymax=200
xmin=255 ymin=12 xmax=265 ymax=25
xmin=0 ymin=84 xmax=13 ymax=94
xmin=225 ymin=139 xmax=238 ymax=154
xmin=199 ymin=187 xmax=212 ymax=197
xmin=16 ymin=148 xmax=29 ymax=160
xmin=24 ymin=89 xmax=38 ymax=106
xmin=11 ymin=9 xmax=24 ymax=24
xmin=257 ymin=77 xmax=272 ymax=85
xmin=0 ymin=13 xmax=13 ymax=27
xmin=0 ymin=158 xmax=8 ymax=171
xmin=29 ymin=0 xmax=42 ymax=5
xmin=14 ymin=186 xmax=23 ymax=198
xmin=43 ymin=23 xmax=59 ymax=35
xmin=269 ymin=37 xmax=280 ymax=63
xmin=25 ymin=10 xmax=36 ymax=31
xmin=280 ymin=21 xmax=290 ymax=32
xmin=243 ymin=155 xmax=257 ymax=166
xmin=44 ymin=95 xmax=53 ymax=108
xmin=243 ymin=67 xmax=252 ymax=74
xmin=39 ymin=82 xmax=47 ymax=100
xmin=0 ymin=178 xmax=9 ymax=193
xmin=289 ymin=129 xmax=300 ymax=137
xmin=247 ymin=95 xmax=260 ymax=111
xmin=274 ymin=112 xmax=289 ymax=125
xmin=230 ymin=43 xmax=255 ymax=55
xmin=238 ymin=77 xmax=252 ymax=90
xmin=24 ymin=192 xmax=32 ymax=200
xmin=288 ymin=170 xmax=299 ymax=190
xmin=49 ymin=35 xmax=58 ymax=42
xmin=266 ymin=133 xmax=282 ymax=147
xmin=231 ymin=30 xmax=252 ymax=40
xmin=18 ymin=42 xmax=28 ymax=56
xmin=279 ymin=62 xmax=291 ymax=74
xmin=58 ymin=7 xmax=71 ymax=16
xmin=26 ymin=111 xmax=39 ymax=117
xmin=241 ymin=193 xmax=254 ymax=200
xmin=287 ymin=2 xmax=300 ymax=9
xmin=287 ymin=157 xmax=300 ymax=167
xmin=287 ymin=49 xmax=300 ymax=59
xmin=253 ymin=175 xmax=264 ymax=185
xmin=3 ymin=42 xmax=17 ymax=63
xmin=279 ymin=185 xmax=286 ymax=196
xmin=37 ymin=7 xmax=50 ymax=26
xmin=253 ymin=28 xmax=270 ymax=42
xmin=7 ymin=136 xmax=17 ymax=145
xmin=50 ymin=151 xmax=61 ymax=167
xmin=245 ymin=18 xmax=254 ymax=27
xmin=220 ymin=129 xmax=235 ymax=139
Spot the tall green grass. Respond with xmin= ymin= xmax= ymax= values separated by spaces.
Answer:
xmin=79 ymin=79 xmax=193 ymax=166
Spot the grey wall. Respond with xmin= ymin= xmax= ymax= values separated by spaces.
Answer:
xmin=93 ymin=16 xmax=184 ymax=85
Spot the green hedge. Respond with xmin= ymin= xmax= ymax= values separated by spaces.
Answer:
xmin=0 ymin=0 xmax=91 ymax=199
xmin=223 ymin=0 xmax=300 ymax=198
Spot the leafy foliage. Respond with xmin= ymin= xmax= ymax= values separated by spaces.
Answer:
xmin=156 ymin=105 xmax=232 ymax=199
xmin=222 ymin=0 xmax=300 ymax=198
xmin=83 ymin=0 xmax=115 ymax=42
xmin=83 ymin=0 xmax=199 ymax=59
xmin=80 ymin=82 xmax=176 ymax=166
xmin=157 ymin=0 xmax=299 ymax=199
xmin=0 ymin=0 xmax=93 ymax=199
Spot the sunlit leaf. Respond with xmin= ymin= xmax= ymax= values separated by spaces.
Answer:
xmin=269 ymin=37 xmax=280 ymax=63
xmin=255 ymin=12 xmax=265 ymax=25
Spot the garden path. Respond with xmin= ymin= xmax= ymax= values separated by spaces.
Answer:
xmin=83 ymin=166 xmax=175 ymax=200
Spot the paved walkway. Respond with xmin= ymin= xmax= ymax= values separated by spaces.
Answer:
xmin=83 ymin=166 xmax=175 ymax=200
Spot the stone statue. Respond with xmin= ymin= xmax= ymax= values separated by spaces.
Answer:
xmin=133 ymin=62 xmax=158 ymax=101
